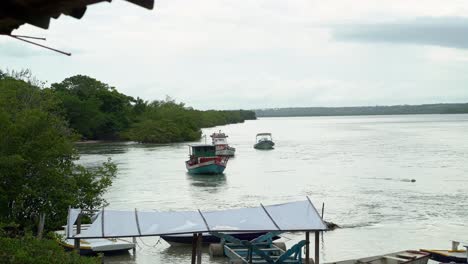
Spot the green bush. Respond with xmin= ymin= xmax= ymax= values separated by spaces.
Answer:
xmin=0 ymin=236 xmax=100 ymax=264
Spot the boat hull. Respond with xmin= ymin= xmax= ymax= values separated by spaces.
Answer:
xmin=420 ymin=249 xmax=467 ymax=263
xmin=186 ymin=160 xmax=226 ymax=175
xmin=55 ymin=230 xmax=135 ymax=255
xmin=326 ymin=250 xmax=430 ymax=264
xmin=254 ymin=140 xmax=275 ymax=150
xmin=161 ymin=232 xmax=279 ymax=246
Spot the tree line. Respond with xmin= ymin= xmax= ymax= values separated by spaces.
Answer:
xmin=51 ymin=75 xmax=256 ymax=142
xmin=255 ymin=104 xmax=468 ymax=117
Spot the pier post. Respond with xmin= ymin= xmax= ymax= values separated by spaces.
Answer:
xmin=315 ymin=231 xmax=320 ymax=264
xmin=132 ymin=237 xmax=136 ymax=256
xmin=74 ymin=213 xmax=82 ymax=254
xmin=305 ymin=232 xmax=310 ymax=264
xmin=196 ymin=233 xmax=203 ymax=264
xmin=191 ymin=233 xmax=197 ymax=264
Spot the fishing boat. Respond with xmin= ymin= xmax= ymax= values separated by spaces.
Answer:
xmin=185 ymin=145 xmax=228 ymax=174
xmin=326 ymin=250 xmax=430 ymax=264
xmin=55 ymin=224 xmax=135 ymax=255
xmin=254 ymin=133 xmax=275 ymax=150
xmin=210 ymin=130 xmax=236 ymax=156
xmin=421 ymin=240 xmax=468 ymax=263
xmin=161 ymin=232 xmax=280 ymax=246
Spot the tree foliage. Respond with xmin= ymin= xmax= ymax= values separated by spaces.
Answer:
xmin=0 ymin=73 xmax=116 ymax=232
xmin=0 ymin=235 xmax=100 ymax=264
xmin=52 ymin=75 xmax=134 ymax=140
xmin=50 ymin=75 xmax=257 ymax=143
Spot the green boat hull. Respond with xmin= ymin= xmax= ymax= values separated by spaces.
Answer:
xmin=254 ymin=140 xmax=275 ymax=150
xmin=186 ymin=163 xmax=226 ymax=175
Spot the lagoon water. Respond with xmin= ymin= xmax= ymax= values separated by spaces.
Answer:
xmin=76 ymin=114 xmax=468 ymax=264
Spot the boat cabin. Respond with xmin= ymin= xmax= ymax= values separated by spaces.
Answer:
xmin=256 ymin=133 xmax=273 ymax=142
xmin=190 ymin=145 xmax=216 ymax=157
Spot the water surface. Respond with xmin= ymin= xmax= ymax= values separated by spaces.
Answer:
xmin=76 ymin=114 xmax=468 ymax=263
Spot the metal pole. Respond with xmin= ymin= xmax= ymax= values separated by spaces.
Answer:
xmin=74 ymin=213 xmax=82 ymax=254
xmin=305 ymin=232 xmax=310 ymax=264
xmin=132 ymin=237 xmax=137 ymax=256
xmin=315 ymin=231 xmax=320 ymax=264
xmin=191 ymin=233 xmax=197 ymax=264
xmin=321 ymin=202 xmax=325 ymax=219
xmin=196 ymin=233 xmax=203 ymax=264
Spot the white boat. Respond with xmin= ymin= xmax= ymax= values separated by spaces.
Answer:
xmin=254 ymin=133 xmax=275 ymax=150
xmin=55 ymin=224 xmax=135 ymax=255
xmin=326 ymin=250 xmax=430 ymax=264
xmin=210 ymin=130 xmax=236 ymax=156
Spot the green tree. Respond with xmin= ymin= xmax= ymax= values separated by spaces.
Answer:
xmin=0 ymin=74 xmax=116 ymax=236
xmin=52 ymin=75 xmax=134 ymax=140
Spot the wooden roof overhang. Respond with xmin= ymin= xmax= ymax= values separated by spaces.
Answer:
xmin=0 ymin=0 xmax=154 ymax=35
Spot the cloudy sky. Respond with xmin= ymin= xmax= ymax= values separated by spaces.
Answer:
xmin=2 ymin=0 xmax=468 ymax=109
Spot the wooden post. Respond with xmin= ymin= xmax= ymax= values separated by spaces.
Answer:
xmin=315 ymin=231 xmax=320 ymax=264
xmin=305 ymin=232 xmax=310 ymax=264
xmin=196 ymin=233 xmax=203 ymax=264
xmin=132 ymin=237 xmax=136 ymax=256
xmin=191 ymin=233 xmax=197 ymax=264
xmin=74 ymin=213 xmax=82 ymax=254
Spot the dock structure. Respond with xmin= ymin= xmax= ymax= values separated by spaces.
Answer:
xmin=67 ymin=197 xmax=328 ymax=264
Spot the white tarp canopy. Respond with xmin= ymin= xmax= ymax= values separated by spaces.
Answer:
xmin=68 ymin=198 xmax=327 ymax=239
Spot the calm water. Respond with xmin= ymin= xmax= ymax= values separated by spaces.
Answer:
xmin=76 ymin=114 xmax=468 ymax=264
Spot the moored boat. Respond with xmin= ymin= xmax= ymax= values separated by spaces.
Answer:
xmin=421 ymin=240 xmax=468 ymax=263
xmin=161 ymin=232 xmax=280 ymax=246
xmin=254 ymin=133 xmax=275 ymax=150
xmin=210 ymin=130 xmax=236 ymax=156
xmin=55 ymin=225 xmax=135 ymax=255
xmin=186 ymin=145 xmax=228 ymax=174
xmin=326 ymin=250 xmax=430 ymax=264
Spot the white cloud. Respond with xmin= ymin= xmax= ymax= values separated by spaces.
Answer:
xmin=2 ymin=0 xmax=468 ymax=109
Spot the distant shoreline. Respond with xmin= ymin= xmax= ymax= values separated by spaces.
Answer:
xmin=254 ymin=103 xmax=468 ymax=118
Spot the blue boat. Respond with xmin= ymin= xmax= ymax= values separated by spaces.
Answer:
xmin=185 ymin=145 xmax=228 ymax=174
xmin=161 ymin=232 xmax=280 ymax=246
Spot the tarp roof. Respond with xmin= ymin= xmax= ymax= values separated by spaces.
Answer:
xmin=67 ymin=198 xmax=327 ymax=239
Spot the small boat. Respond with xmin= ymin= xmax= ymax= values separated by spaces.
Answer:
xmin=210 ymin=130 xmax=236 ymax=156
xmin=161 ymin=232 xmax=280 ymax=246
xmin=186 ymin=145 xmax=228 ymax=174
xmin=421 ymin=240 xmax=468 ymax=263
xmin=55 ymin=225 xmax=135 ymax=255
xmin=326 ymin=250 xmax=430 ymax=264
xmin=254 ymin=133 xmax=275 ymax=150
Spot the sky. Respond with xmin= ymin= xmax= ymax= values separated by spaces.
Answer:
xmin=2 ymin=0 xmax=468 ymax=110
